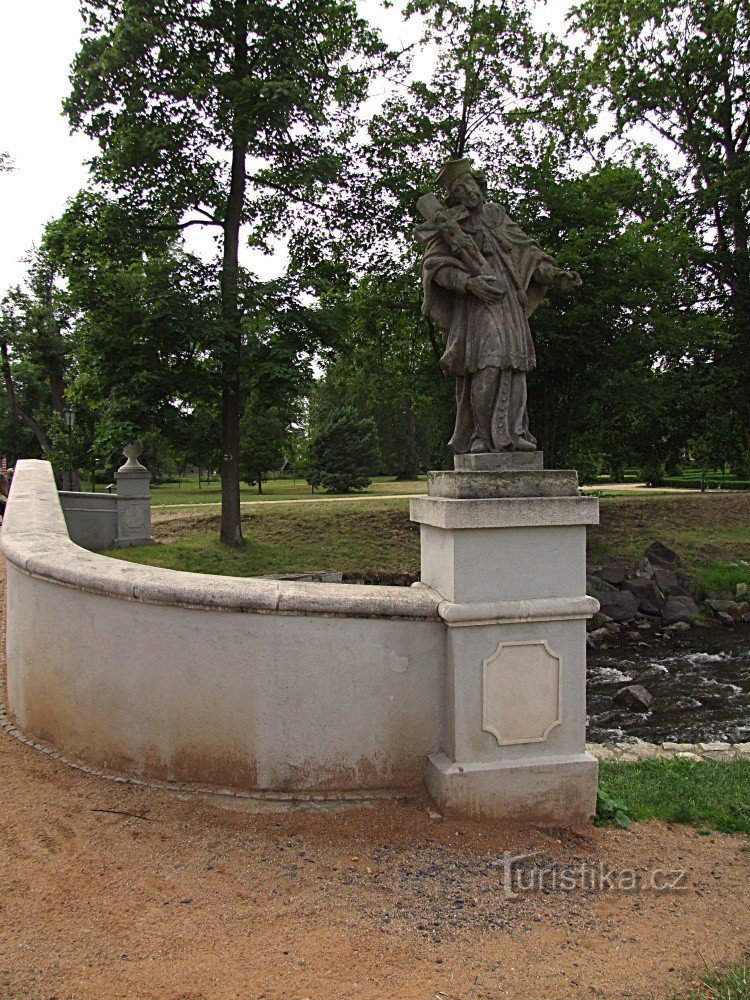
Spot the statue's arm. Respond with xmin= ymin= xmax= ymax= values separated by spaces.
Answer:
xmin=533 ymin=258 xmax=582 ymax=292
xmin=432 ymin=265 xmax=507 ymax=304
xmin=433 ymin=265 xmax=472 ymax=293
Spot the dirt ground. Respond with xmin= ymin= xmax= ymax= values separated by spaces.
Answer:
xmin=1 ymin=560 xmax=749 ymax=1000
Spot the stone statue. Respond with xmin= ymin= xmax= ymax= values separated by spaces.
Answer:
xmin=415 ymin=157 xmax=581 ymax=455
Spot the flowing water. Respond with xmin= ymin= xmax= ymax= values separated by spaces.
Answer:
xmin=587 ymin=625 xmax=750 ymax=744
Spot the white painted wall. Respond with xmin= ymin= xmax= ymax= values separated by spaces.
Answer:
xmin=2 ymin=461 xmax=445 ymax=791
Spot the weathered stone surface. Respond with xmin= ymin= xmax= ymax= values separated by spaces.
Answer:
xmin=612 ymin=684 xmax=654 ymax=712
xmin=661 ymin=595 xmax=698 ymax=624
xmin=621 ymin=578 xmax=665 ymax=615
xmin=586 ymin=611 xmax=613 ymax=632
xmin=716 ymin=611 xmax=735 ymax=627
xmin=410 ymin=494 xmax=599 ymax=530
xmin=705 ymin=598 xmax=742 ymax=618
xmin=588 ymin=576 xmax=616 ymax=595
xmin=663 ymin=620 xmax=691 ymax=632
xmin=595 ymin=566 xmax=627 ymax=586
xmin=645 ymin=541 xmax=682 ymax=568
xmin=736 ymin=582 xmax=749 ymax=599
xmin=428 ymin=469 xmax=578 ymax=499
xmin=417 ymin=158 xmax=581 ymax=458
xmin=742 ymin=612 xmax=750 ymax=624
xmin=453 ymin=451 xmax=544 ymax=472
xmin=597 ymin=589 xmax=639 ymax=622
xmin=652 ymin=568 xmax=691 ymax=597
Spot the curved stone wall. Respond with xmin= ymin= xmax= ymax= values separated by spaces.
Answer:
xmin=1 ymin=461 xmax=445 ymax=792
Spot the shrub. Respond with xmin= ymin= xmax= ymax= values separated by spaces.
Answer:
xmin=306 ymin=406 xmax=380 ymax=493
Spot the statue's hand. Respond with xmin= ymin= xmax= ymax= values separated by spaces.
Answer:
xmin=467 ymin=275 xmax=507 ymax=303
xmin=556 ymin=269 xmax=583 ymax=292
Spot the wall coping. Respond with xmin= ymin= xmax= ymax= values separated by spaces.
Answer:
xmin=1 ymin=460 xmax=442 ymax=621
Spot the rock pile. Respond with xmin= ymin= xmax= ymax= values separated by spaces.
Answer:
xmin=586 ymin=541 xmax=750 ymax=648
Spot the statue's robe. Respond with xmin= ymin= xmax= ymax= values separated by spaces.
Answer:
xmin=416 ymin=201 xmax=555 ymax=453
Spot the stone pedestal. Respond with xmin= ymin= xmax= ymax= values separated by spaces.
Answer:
xmin=114 ymin=446 xmax=153 ymax=547
xmin=410 ymin=458 xmax=599 ymax=825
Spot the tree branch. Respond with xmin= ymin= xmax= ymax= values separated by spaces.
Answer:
xmin=0 ymin=340 xmax=52 ymax=451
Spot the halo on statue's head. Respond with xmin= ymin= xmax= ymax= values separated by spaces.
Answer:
xmin=435 ymin=157 xmax=473 ymax=190
xmin=435 ymin=157 xmax=489 ymax=207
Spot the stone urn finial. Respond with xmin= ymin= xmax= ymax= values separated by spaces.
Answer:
xmin=118 ymin=440 xmax=146 ymax=472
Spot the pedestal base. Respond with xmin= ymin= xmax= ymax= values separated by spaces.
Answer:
xmin=427 ymin=750 xmax=598 ymax=825
xmin=454 ymin=451 xmax=543 ymax=471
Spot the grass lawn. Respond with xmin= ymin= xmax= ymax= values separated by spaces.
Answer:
xmin=148 ymin=474 xmax=427 ymax=507
xmin=598 ymin=758 xmax=750 ymax=835
xmin=114 ymin=500 xmax=421 ymax=578
xmin=106 ymin=492 xmax=749 ymax=586
xmin=674 ymin=965 xmax=749 ymax=999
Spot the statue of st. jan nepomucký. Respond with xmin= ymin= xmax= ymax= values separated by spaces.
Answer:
xmin=415 ymin=157 xmax=581 ymax=455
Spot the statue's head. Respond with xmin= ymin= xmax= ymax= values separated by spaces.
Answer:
xmin=435 ymin=157 xmax=487 ymax=209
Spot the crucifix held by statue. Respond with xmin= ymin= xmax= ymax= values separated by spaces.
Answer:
xmin=415 ymin=158 xmax=581 ymax=456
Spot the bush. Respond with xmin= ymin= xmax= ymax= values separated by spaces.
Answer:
xmin=306 ymin=406 xmax=380 ymax=493
xmin=641 ymin=461 xmax=666 ymax=487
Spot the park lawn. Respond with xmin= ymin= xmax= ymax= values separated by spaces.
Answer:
xmin=113 ymin=500 xmax=421 ymax=578
xmin=148 ymin=474 xmax=427 ymax=506
xmin=598 ymin=758 xmax=750 ymax=835
xmin=106 ymin=492 xmax=749 ymax=584
xmin=673 ymin=964 xmax=749 ymax=999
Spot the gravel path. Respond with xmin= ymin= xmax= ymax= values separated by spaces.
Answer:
xmin=1 ymin=559 xmax=749 ymax=999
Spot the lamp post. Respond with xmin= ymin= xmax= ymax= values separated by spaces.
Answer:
xmin=64 ymin=404 xmax=75 ymax=490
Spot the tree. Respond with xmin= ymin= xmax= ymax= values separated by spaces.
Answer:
xmin=239 ymin=403 xmax=285 ymax=493
xmin=65 ymin=0 xmax=384 ymax=543
xmin=0 ymin=247 xmax=81 ymax=488
xmin=307 ymin=404 xmax=380 ymax=493
xmin=572 ymin=0 xmax=750 ymax=461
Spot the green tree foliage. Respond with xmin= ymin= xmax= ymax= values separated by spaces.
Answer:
xmin=239 ymin=402 xmax=285 ymax=493
xmin=306 ymin=404 xmax=380 ymax=493
xmin=572 ymin=0 xmax=750 ymax=463
xmin=518 ymin=160 xmax=720 ymax=471
xmin=0 ymin=247 xmax=82 ymax=487
xmin=64 ymin=0 xmax=384 ymax=543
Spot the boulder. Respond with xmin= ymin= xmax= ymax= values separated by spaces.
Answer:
xmin=587 ymin=576 xmax=616 ymax=595
xmin=742 ymin=613 xmax=750 ymax=624
xmin=652 ymin=568 xmax=691 ymax=597
xmin=597 ymin=589 xmax=640 ymax=623
xmin=595 ymin=566 xmax=627 ymax=586
xmin=587 ymin=611 xmax=614 ymax=632
xmin=621 ymin=578 xmax=665 ymax=615
xmin=705 ymin=599 xmax=742 ymax=619
xmin=588 ymin=628 xmax=611 ymax=644
xmin=736 ymin=582 xmax=748 ymax=599
xmin=716 ymin=611 xmax=735 ymax=627
xmin=661 ymin=595 xmax=698 ymax=624
xmin=613 ymin=684 xmax=654 ymax=712
xmin=645 ymin=541 xmax=682 ymax=568
xmin=663 ymin=620 xmax=691 ymax=632
xmin=636 ymin=557 xmax=658 ymax=579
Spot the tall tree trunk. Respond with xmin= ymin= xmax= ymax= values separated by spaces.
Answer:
xmin=1 ymin=340 xmax=52 ymax=453
xmin=219 ymin=0 xmax=249 ymax=546
xmin=397 ymin=396 xmax=419 ymax=480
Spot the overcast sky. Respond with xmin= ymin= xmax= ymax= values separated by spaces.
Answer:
xmin=0 ymin=0 xmax=570 ymax=293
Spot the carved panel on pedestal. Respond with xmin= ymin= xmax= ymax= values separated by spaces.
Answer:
xmin=482 ymin=640 xmax=562 ymax=746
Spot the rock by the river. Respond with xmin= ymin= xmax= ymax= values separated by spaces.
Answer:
xmin=645 ymin=541 xmax=682 ymax=568
xmin=595 ymin=566 xmax=627 ymax=586
xmin=613 ymin=684 xmax=654 ymax=712
xmin=661 ymin=594 xmax=698 ymax=624
xmin=652 ymin=568 xmax=691 ymax=597
xmin=621 ymin=578 xmax=665 ymax=615
xmin=597 ymin=589 xmax=639 ymax=622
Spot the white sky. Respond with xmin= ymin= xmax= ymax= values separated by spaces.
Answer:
xmin=0 ymin=0 xmax=571 ymax=293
